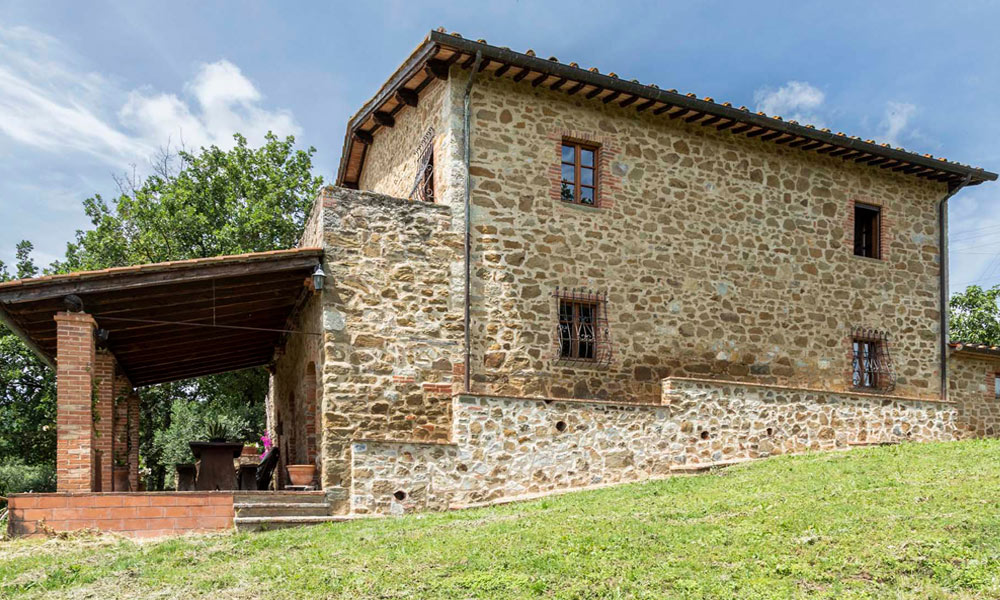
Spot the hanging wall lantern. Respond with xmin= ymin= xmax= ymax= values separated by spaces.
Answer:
xmin=311 ymin=264 xmax=326 ymax=292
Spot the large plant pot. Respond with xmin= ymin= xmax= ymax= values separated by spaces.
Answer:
xmin=113 ymin=466 xmax=130 ymax=492
xmin=287 ymin=464 xmax=316 ymax=487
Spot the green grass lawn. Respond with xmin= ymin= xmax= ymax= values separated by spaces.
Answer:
xmin=3 ymin=440 xmax=1000 ymax=599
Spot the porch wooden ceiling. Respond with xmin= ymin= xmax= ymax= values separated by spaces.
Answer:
xmin=0 ymin=248 xmax=322 ymax=387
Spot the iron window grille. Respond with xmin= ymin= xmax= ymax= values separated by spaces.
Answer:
xmin=854 ymin=203 xmax=881 ymax=259
xmin=554 ymin=287 xmax=612 ymax=364
xmin=851 ymin=328 xmax=895 ymax=393
xmin=994 ymin=374 xmax=1000 ymax=400
xmin=409 ymin=128 xmax=435 ymax=203
xmin=560 ymin=140 xmax=599 ymax=206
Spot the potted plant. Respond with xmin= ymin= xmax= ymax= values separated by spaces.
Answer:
xmin=205 ymin=420 xmax=229 ymax=443
xmin=286 ymin=462 xmax=316 ymax=487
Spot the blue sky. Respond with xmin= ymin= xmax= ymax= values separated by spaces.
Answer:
xmin=1 ymin=1 xmax=999 ymax=293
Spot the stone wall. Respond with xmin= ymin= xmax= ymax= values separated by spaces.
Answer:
xmin=392 ymin=67 xmax=948 ymax=404
xmin=350 ymin=380 xmax=959 ymax=515
xmin=950 ymin=351 xmax=1000 ymax=437
xmin=358 ymin=79 xmax=449 ymax=201
xmin=318 ymin=188 xmax=464 ymax=490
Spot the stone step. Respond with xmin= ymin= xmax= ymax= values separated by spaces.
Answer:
xmin=233 ymin=492 xmax=327 ymax=505
xmin=234 ymin=515 xmax=352 ymax=533
xmin=234 ymin=502 xmax=331 ymax=518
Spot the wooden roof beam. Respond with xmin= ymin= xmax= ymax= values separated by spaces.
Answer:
xmin=373 ymin=111 xmax=395 ymax=128
xmin=394 ymin=89 xmax=419 ymax=108
xmin=492 ymin=63 xmax=511 ymax=78
xmin=424 ymin=59 xmax=450 ymax=80
xmin=635 ymin=99 xmax=656 ymax=113
xmin=602 ymin=91 xmax=622 ymax=104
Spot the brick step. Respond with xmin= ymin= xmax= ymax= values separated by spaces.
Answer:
xmin=234 ymin=502 xmax=331 ymax=518
xmin=234 ymin=515 xmax=352 ymax=533
xmin=233 ymin=492 xmax=326 ymax=505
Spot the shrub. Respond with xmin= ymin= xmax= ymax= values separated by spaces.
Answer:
xmin=0 ymin=459 xmax=56 ymax=497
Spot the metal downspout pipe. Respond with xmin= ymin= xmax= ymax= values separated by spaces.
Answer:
xmin=938 ymin=173 xmax=972 ymax=400
xmin=463 ymin=50 xmax=482 ymax=393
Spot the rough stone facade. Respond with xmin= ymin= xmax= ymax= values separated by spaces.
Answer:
xmin=350 ymin=380 xmax=959 ymax=515
xmin=459 ymin=68 xmax=947 ymax=403
xmin=299 ymin=187 xmax=465 ymax=492
xmin=949 ymin=351 xmax=1000 ymax=437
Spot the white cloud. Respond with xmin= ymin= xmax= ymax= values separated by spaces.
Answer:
xmin=753 ymin=81 xmax=826 ymax=127
xmin=878 ymin=101 xmax=917 ymax=147
xmin=0 ymin=25 xmax=299 ymax=166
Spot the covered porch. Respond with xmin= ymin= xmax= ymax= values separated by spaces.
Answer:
xmin=0 ymin=248 xmax=324 ymax=500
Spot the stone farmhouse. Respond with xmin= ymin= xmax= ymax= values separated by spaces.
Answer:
xmin=5 ymin=30 xmax=1000 ymax=534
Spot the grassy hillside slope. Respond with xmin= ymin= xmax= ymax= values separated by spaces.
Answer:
xmin=2 ymin=440 xmax=1000 ymax=599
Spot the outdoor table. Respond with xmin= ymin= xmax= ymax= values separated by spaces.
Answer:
xmin=189 ymin=442 xmax=243 ymax=491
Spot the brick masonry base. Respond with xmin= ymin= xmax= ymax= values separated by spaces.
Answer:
xmin=7 ymin=492 xmax=234 ymax=538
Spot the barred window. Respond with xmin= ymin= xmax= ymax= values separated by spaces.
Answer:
xmin=555 ymin=288 xmax=611 ymax=364
xmin=409 ymin=129 xmax=435 ymax=203
xmin=851 ymin=328 xmax=895 ymax=392
xmin=994 ymin=374 xmax=1000 ymax=399
xmin=560 ymin=141 xmax=598 ymax=206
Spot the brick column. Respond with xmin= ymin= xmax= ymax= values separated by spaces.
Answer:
xmin=112 ymin=373 xmax=132 ymax=490
xmin=127 ymin=392 xmax=140 ymax=491
xmin=93 ymin=351 xmax=115 ymax=491
xmin=54 ymin=311 xmax=97 ymax=492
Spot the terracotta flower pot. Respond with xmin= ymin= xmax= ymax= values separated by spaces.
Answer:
xmin=287 ymin=464 xmax=316 ymax=486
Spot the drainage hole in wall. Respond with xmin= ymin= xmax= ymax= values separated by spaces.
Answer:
xmin=555 ymin=420 xmax=567 ymax=432
xmin=766 ymin=427 xmax=773 ymax=437
xmin=700 ymin=430 xmax=710 ymax=440
xmin=393 ymin=490 xmax=407 ymax=501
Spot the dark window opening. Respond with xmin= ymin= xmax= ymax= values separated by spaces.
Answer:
xmin=854 ymin=203 xmax=881 ymax=258
xmin=555 ymin=288 xmax=612 ymax=364
xmin=851 ymin=328 xmax=895 ymax=392
xmin=409 ymin=131 xmax=435 ymax=203
xmin=560 ymin=141 xmax=598 ymax=206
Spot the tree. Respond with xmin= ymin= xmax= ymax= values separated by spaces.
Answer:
xmin=1 ymin=133 xmax=323 ymax=490
xmin=0 ymin=242 xmax=57 ymax=470
xmin=949 ymin=284 xmax=1000 ymax=346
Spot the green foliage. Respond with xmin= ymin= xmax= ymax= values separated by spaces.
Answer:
xmin=0 ymin=242 xmax=56 ymax=467
xmin=949 ymin=284 xmax=1000 ymax=345
xmin=3 ymin=441 xmax=1000 ymax=598
xmin=57 ymin=132 xmax=321 ymax=270
xmin=0 ymin=458 xmax=55 ymax=496
xmin=0 ymin=133 xmax=321 ymax=490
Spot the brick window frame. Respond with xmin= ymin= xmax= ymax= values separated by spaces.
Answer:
xmin=846 ymin=197 xmax=892 ymax=261
xmin=546 ymin=130 xmax=622 ymax=210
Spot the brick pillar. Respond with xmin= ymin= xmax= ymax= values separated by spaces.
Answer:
xmin=127 ymin=392 xmax=140 ymax=491
xmin=93 ymin=351 xmax=115 ymax=492
xmin=54 ymin=311 xmax=97 ymax=492
xmin=112 ymin=374 xmax=132 ymax=490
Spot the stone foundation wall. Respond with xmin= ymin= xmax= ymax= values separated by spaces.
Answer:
xmin=350 ymin=380 xmax=958 ymax=515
